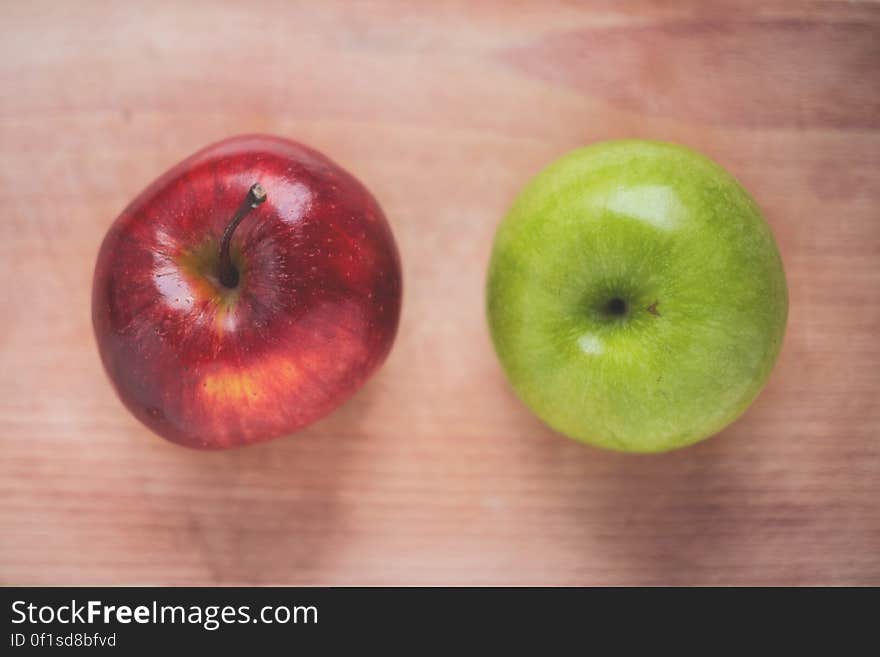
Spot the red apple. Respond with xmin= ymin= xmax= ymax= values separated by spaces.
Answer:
xmin=92 ymin=135 xmax=402 ymax=448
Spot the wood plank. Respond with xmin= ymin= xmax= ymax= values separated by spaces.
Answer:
xmin=0 ymin=0 xmax=878 ymax=585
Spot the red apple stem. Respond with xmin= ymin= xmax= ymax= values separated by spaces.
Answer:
xmin=218 ymin=183 xmax=267 ymax=288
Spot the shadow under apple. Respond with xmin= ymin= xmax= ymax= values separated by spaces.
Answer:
xmin=576 ymin=428 xmax=754 ymax=586
xmin=131 ymin=376 xmax=383 ymax=586
xmin=497 ymin=372 xmax=767 ymax=586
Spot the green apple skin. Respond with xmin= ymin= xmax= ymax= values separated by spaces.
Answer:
xmin=487 ymin=140 xmax=788 ymax=453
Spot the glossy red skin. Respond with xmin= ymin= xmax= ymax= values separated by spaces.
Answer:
xmin=92 ymin=135 xmax=402 ymax=448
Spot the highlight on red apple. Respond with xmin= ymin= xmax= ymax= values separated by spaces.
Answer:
xmin=92 ymin=134 xmax=402 ymax=449
xmin=486 ymin=140 xmax=788 ymax=453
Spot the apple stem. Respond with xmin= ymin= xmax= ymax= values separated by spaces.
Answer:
xmin=218 ymin=183 xmax=267 ymax=288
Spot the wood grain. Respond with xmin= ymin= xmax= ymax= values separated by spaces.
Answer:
xmin=1 ymin=0 xmax=878 ymax=586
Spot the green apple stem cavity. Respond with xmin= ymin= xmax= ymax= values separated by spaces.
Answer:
xmin=599 ymin=297 xmax=660 ymax=320
xmin=217 ymin=182 xmax=267 ymax=289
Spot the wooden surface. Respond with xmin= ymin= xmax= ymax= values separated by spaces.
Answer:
xmin=1 ymin=0 xmax=879 ymax=586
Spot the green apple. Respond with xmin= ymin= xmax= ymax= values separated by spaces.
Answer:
xmin=487 ymin=140 xmax=788 ymax=452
